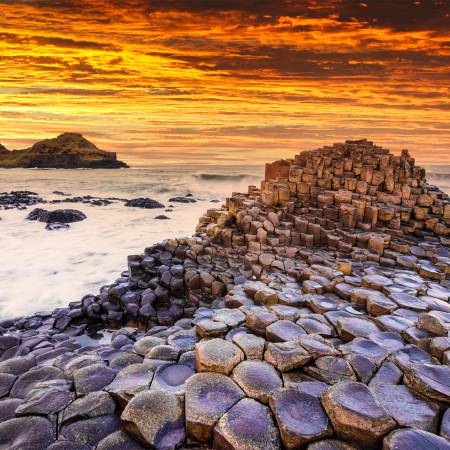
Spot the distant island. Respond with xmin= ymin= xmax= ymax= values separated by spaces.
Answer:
xmin=0 ymin=133 xmax=129 ymax=169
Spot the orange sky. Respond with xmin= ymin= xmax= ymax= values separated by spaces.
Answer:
xmin=0 ymin=0 xmax=449 ymax=164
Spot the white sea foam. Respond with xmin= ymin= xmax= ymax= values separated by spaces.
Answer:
xmin=0 ymin=165 xmax=263 ymax=317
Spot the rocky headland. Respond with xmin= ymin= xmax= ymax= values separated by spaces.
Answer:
xmin=0 ymin=133 xmax=129 ymax=169
xmin=0 ymin=139 xmax=449 ymax=449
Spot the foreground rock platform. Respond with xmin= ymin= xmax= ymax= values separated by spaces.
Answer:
xmin=0 ymin=139 xmax=449 ymax=449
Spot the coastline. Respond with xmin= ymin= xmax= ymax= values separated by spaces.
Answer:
xmin=0 ymin=140 xmax=449 ymax=449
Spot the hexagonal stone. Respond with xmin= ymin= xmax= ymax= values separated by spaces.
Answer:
xmin=391 ymin=344 xmax=434 ymax=371
xmin=389 ymin=292 xmax=427 ymax=311
xmin=297 ymin=335 xmax=339 ymax=358
xmin=196 ymin=319 xmax=228 ymax=338
xmin=339 ymin=338 xmax=390 ymax=366
xmin=150 ymin=363 xmax=194 ymax=396
xmin=336 ymin=317 xmax=380 ymax=342
xmin=60 ymin=414 xmax=121 ymax=447
xmin=0 ymin=372 xmax=16 ymax=397
xmin=305 ymin=357 xmax=356 ymax=384
xmin=383 ymin=428 xmax=450 ymax=450
xmin=288 ymin=380 xmax=328 ymax=397
xmin=167 ymin=329 xmax=197 ymax=352
xmin=62 ymin=391 xmax=115 ymax=424
xmin=269 ymin=388 xmax=332 ymax=448
xmin=362 ymin=274 xmax=392 ymax=290
xmin=213 ymin=308 xmax=246 ymax=328
xmin=133 ymin=336 xmax=165 ymax=356
xmin=374 ymin=314 xmax=413 ymax=334
xmin=146 ymin=344 xmax=180 ymax=361
xmin=404 ymin=363 xmax=450 ymax=403
xmin=15 ymin=387 xmax=73 ymax=416
xmin=371 ymin=384 xmax=439 ymax=432
xmin=73 ymin=363 xmax=115 ymax=396
xmin=106 ymin=362 xmax=153 ymax=406
xmin=368 ymin=361 xmax=402 ymax=386
xmin=270 ymin=304 xmax=300 ymax=321
xmin=0 ymin=416 xmax=55 ymax=449
xmin=245 ymin=309 xmax=278 ymax=335
xmin=232 ymin=332 xmax=265 ymax=359
xmin=277 ymin=290 xmax=305 ymax=307
xmin=321 ymin=381 xmax=396 ymax=446
xmin=0 ymin=355 xmax=35 ymax=376
xmin=10 ymin=365 xmax=66 ymax=399
xmin=0 ymin=398 xmax=22 ymax=421
xmin=418 ymin=311 xmax=450 ymax=336
xmin=232 ymin=360 xmax=282 ymax=404
xmin=213 ymin=398 xmax=281 ymax=450
xmin=369 ymin=331 xmax=405 ymax=353
xmin=346 ymin=354 xmax=377 ymax=384
xmin=196 ymin=338 xmax=244 ymax=375
xmin=264 ymin=341 xmax=311 ymax=372
xmin=96 ymin=430 xmax=144 ymax=450
xmin=307 ymin=439 xmax=360 ymax=449
xmin=266 ymin=320 xmax=306 ymax=342
xmin=185 ymin=372 xmax=245 ymax=443
xmin=121 ymin=390 xmax=185 ymax=449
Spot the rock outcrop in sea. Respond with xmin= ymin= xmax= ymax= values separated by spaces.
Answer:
xmin=0 ymin=139 xmax=449 ymax=449
xmin=0 ymin=133 xmax=129 ymax=169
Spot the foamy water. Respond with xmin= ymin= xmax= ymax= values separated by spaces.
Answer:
xmin=0 ymin=165 xmax=263 ymax=317
xmin=1 ymin=164 xmax=448 ymax=318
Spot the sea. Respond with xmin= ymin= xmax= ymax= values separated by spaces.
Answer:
xmin=0 ymin=164 xmax=448 ymax=318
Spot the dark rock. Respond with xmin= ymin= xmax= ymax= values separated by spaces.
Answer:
xmin=168 ymin=196 xmax=197 ymax=203
xmin=121 ymin=390 xmax=185 ymax=449
xmin=154 ymin=215 xmax=170 ymax=220
xmin=62 ymin=391 xmax=115 ymax=424
xmin=60 ymin=414 xmax=121 ymax=447
xmin=269 ymin=388 xmax=332 ymax=448
xmin=10 ymin=365 xmax=66 ymax=398
xmin=73 ymin=363 xmax=115 ymax=396
xmin=15 ymin=387 xmax=73 ymax=416
xmin=26 ymin=208 xmax=86 ymax=223
xmin=213 ymin=398 xmax=281 ymax=450
xmin=0 ymin=416 xmax=55 ymax=449
xmin=125 ymin=198 xmax=165 ymax=209
xmin=185 ymin=372 xmax=245 ymax=443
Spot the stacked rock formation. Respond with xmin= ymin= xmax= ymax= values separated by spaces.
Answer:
xmin=0 ymin=139 xmax=449 ymax=450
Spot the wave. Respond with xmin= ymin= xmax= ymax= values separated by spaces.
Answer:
xmin=195 ymin=173 xmax=260 ymax=181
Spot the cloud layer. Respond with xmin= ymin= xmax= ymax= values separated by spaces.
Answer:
xmin=0 ymin=0 xmax=449 ymax=163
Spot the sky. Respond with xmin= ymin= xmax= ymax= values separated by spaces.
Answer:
xmin=0 ymin=0 xmax=449 ymax=164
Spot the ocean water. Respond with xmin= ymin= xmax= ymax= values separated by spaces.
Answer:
xmin=0 ymin=165 xmax=263 ymax=317
xmin=0 ymin=164 xmax=448 ymax=318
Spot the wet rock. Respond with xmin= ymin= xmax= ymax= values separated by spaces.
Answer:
xmin=10 ymin=365 xmax=66 ymax=398
xmin=60 ymin=414 xmax=121 ymax=447
xmin=264 ymin=341 xmax=311 ymax=372
xmin=232 ymin=332 xmax=265 ymax=359
xmin=73 ymin=363 xmax=115 ymax=396
xmin=106 ymin=362 xmax=154 ymax=406
xmin=150 ymin=363 xmax=194 ymax=396
xmin=266 ymin=320 xmax=306 ymax=342
xmin=168 ymin=196 xmax=196 ymax=203
xmin=154 ymin=215 xmax=170 ymax=220
xmin=27 ymin=208 xmax=86 ymax=223
xmin=0 ymin=372 xmax=16 ymax=397
xmin=383 ymin=428 xmax=450 ymax=450
xmin=185 ymin=372 xmax=245 ymax=443
xmin=0 ymin=416 xmax=55 ymax=449
xmin=371 ymin=384 xmax=439 ymax=432
xmin=15 ymin=387 xmax=73 ymax=416
xmin=125 ymin=198 xmax=165 ymax=209
xmin=62 ymin=391 xmax=115 ymax=424
xmin=213 ymin=398 xmax=281 ymax=450
xmin=196 ymin=338 xmax=244 ymax=375
xmin=133 ymin=336 xmax=165 ymax=356
xmin=232 ymin=360 xmax=282 ymax=404
xmin=96 ymin=430 xmax=145 ymax=450
xmin=121 ymin=390 xmax=185 ymax=449
xmin=46 ymin=222 xmax=70 ymax=230
xmin=321 ymin=381 xmax=396 ymax=447
xmin=404 ymin=363 xmax=450 ymax=403
xmin=269 ymin=388 xmax=332 ymax=448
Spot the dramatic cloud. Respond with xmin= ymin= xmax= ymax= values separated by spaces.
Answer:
xmin=0 ymin=0 xmax=449 ymax=163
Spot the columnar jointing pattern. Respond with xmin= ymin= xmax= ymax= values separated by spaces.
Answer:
xmin=0 ymin=139 xmax=449 ymax=449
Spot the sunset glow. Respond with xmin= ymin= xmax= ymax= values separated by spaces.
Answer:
xmin=0 ymin=0 xmax=449 ymax=163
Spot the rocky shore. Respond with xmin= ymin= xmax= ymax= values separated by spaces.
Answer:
xmin=0 ymin=139 xmax=449 ymax=449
